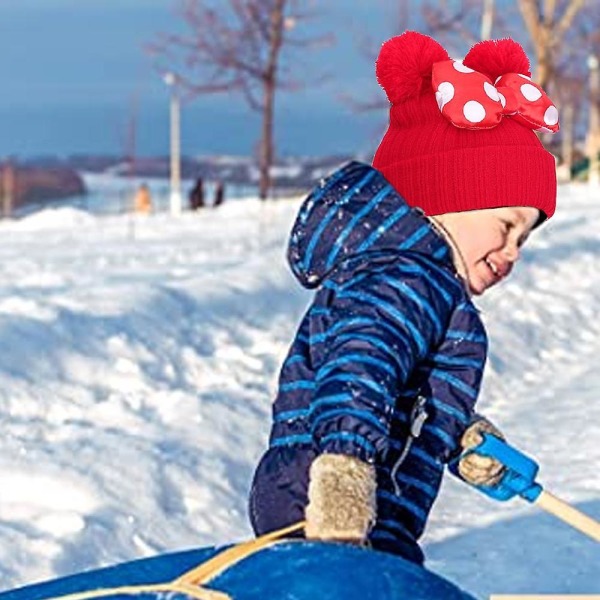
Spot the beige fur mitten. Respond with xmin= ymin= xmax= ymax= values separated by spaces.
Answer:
xmin=458 ymin=415 xmax=506 ymax=486
xmin=305 ymin=453 xmax=377 ymax=544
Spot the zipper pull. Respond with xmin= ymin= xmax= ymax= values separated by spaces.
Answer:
xmin=410 ymin=395 xmax=428 ymax=438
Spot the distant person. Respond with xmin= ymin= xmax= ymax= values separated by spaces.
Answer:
xmin=189 ymin=177 xmax=205 ymax=211
xmin=134 ymin=183 xmax=152 ymax=214
xmin=249 ymin=32 xmax=559 ymax=564
xmin=213 ymin=181 xmax=225 ymax=207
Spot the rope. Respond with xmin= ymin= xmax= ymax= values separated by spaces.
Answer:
xmin=38 ymin=521 xmax=306 ymax=600
xmin=176 ymin=521 xmax=306 ymax=585
xmin=41 ymin=581 xmax=230 ymax=600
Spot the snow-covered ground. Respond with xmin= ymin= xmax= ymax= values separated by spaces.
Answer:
xmin=0 ymin=178 xmax=598 ymax=598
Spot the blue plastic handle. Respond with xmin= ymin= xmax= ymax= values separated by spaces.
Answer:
xmin=452 ymin=433 xmax=544 ymax=503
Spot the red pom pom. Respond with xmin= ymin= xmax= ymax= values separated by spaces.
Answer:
xmin=464 ymin=38 xmax=531 ymax=82
xmin=376 ymin=31 xmax=449 ymax=104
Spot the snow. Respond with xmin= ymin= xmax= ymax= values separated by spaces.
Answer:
xmin=0 ymin=178 xmax=598 ymax=597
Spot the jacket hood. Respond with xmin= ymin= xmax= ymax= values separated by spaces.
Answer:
xmin=288 ymin=162 xmax=454 ymax=288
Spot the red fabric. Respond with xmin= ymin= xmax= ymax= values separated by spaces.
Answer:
xmin=431 ymin=60 xmax=559 ymax=133
xmin=372 ymin=32 xmax=557 ymax=221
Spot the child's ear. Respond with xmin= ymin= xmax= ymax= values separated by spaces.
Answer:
xmin=376 ymin=31 xmax=449 ymax=105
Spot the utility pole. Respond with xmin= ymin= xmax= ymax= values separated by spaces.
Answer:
xmin=481 ymin=0 xmax=494 ymax=40
xmin=164 ymin=72 xmax=183 ymax=215
xmin=587 ymin=54 xmax=600 ymax=186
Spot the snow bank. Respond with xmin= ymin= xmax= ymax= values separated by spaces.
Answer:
xmin=0 ymin=181 xmax=598 ymax=597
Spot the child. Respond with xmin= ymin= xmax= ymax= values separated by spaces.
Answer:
xmin=249 ymin=31 xmax=558 ymax=564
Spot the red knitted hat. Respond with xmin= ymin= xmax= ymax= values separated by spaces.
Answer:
xmin=372 ymin=31 xmax=557 ymax=221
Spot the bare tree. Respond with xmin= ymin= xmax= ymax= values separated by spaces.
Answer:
xmin=117 ymin=92 xmax=140 ymax=179
xmin=421 ymin=0 xmax=500 ymax=51
xmin=346 ymin=1 xmax=593 ymax=176
xmin=517 ymin=0 xmax=586 ymax=88
xmin=149 ymin=0 xmax=332 ymax=200
xmin=513 ymin=2 xmax=600 ymax=178
xmin=345 ymin=0 xmax=507 ymax=115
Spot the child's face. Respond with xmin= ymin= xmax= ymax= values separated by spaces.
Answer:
xmin=434 ymin=206 xmax=540 ymax=295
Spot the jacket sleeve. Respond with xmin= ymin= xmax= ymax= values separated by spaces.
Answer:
xmin=308 ymin=263 xmax=455 ymax=463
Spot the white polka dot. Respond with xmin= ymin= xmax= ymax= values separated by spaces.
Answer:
xmin=498 ymin=92 xmax=506 ymax=108
xmin=463 ymin=100 xmax=486 ymax=123
xmin=436 ymin=81 xmax=455 ymax=109
xmin=544 ymin=105 xmax=559 ymax=126
xmin=435 ymin=92 xmax=443 ymax=110
xmin=520 ymin=83 xmax=542 ymax=101
xmin=484 ymin=81 xmax=499 ymax=102
xmin=495 ymin=76 xmax=503 ymax=84
xmin=518 ymin=73 xmax=532 ymax=81
xmin=453 ymin=61 xmax=474 ymax=74
xmin=537 ymin=126 xmax=554 ymax=133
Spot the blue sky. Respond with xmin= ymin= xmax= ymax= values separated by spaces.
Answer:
xmin=0 ymin=0 xmax=401 ymax=158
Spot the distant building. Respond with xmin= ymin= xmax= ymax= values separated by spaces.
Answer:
xmin=0 ymin=162 xmax=86 ymax=216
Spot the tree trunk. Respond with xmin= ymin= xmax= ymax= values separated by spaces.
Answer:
xmin=518 ymin=0 xmax=585 ymax=88
xmin=561 ymin=102 xmax=574 ymax=181
xmin=535 ymin=50 xmax=552 ymax=88
xmin=588 ymin=55 xmax=600 ymax=185
xmin=259 ymin=77 xmax=275 ymax=201
xmin=258 ymin=0 xmax=286 ymax=201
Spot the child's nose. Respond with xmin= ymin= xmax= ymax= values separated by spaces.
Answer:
xmin=503 ymin=243 xmax=520 ymax=262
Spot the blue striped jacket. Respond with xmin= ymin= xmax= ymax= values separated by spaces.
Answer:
xmin=250 ymin=162 xmax=488 ymax=563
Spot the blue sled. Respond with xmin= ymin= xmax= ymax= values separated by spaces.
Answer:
xmin=0 ymin=541 xmax=475 ymax=600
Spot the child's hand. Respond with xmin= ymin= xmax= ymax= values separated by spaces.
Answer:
xmin=305 ymin=453 xmax=376 ymax=545
xmin=457 ymin=415 xmax=506 ymax=486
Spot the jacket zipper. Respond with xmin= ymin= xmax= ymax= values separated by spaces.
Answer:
xmin=391 ymin=395 xmax=429 ymax=496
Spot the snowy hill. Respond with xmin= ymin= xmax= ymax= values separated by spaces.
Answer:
xmin=0 ymin=182 xmax=598 ymax=598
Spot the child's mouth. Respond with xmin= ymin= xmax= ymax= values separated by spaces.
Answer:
xmin=485 ymin=258 xmax=500 ymax=278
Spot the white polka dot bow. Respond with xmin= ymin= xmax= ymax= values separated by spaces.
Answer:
xmin=432 ymin=59 xmax=559 ymax=134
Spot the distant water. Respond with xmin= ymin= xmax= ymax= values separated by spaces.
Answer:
xmin=13 ymin=173 xmax=264 ymax=219
xmin=0 ymin=102 xmax=383 ymax=160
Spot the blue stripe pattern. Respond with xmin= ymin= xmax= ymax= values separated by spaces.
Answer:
xmin=378 ymin=489 xmax=428 ymax=522
xmin=274 ymin=393 xmax=355 ymax=424
xmin=280 ymin=380 xmax=315 ymax=392
xmin=326 ymin=184 xmax=393 ymax=269
xmin=310 ymin=408 xmax=388 ymax=435
xmin=357 ymin=204 xmax=410 ymax=253
xmin=298 ymin=165 xmax=351 ymax=226
xmin=446 ymin=330 xmax=487 ymax=343
xmin=430 ymin=353 xmax=483 ymax=369
xmin=430 ymin=397 xmax=470 ymax=424
xmin=251 ymin=162 xmax=488 ymax=560
xmin=431 ymin=369 xmax=478 ymax=399
xmin=399 ymin=224 xmax=429 ymax=249
xmin=381 ymin=276 xmax=444 ymax=338
xmin=336 ymin=289 xmax=428 ymax=356
xmin=316 ymin=373 xmax=392 ymax=401
xmin=283 ymin=355 xmax=305 ymax=367
xmin=271 ymin=434 xmax=312 ymax=447
xmin=321 ymin=431 xmax=377 ymax=454
xmin=317 ymin=353 xmax=397 ymax=379
xmin=334 ymin=333 xmax=404 ymax=366
xmin=301 ymin=170 xmax=376 ymax=272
